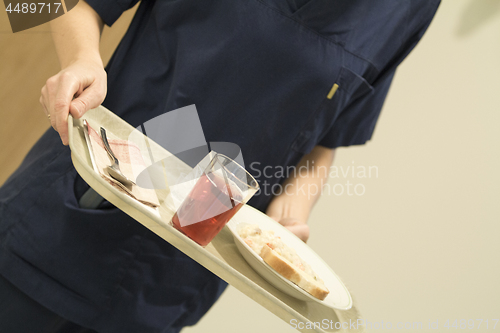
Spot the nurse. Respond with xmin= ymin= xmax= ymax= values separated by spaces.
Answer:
xmin=0 ymin=1 xmax=440 ymax=332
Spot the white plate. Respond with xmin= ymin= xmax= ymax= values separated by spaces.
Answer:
xmin=227 ymin=206 xmax=352 ymax=310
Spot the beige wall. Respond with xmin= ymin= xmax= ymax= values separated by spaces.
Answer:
xmin=1 ymin=0 xmax=499 ymax=332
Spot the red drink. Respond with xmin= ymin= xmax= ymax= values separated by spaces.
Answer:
xmin=172 ymin=172 xmax=244 ymax=246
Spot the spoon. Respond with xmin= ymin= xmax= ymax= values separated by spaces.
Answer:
xmin=100 ymin=127 xmax=136 ymax=186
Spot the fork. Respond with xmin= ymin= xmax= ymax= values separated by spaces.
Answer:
xmin=100 ymin=127 xmax=136 ymax=186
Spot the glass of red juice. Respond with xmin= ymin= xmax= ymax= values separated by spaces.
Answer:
xmin=171 ymin=153 xmax=259 ymax=247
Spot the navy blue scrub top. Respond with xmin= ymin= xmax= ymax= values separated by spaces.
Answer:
xmin=85 ymin=0 xmax=440 ymax=210
xmin=0 ymin=1 xmax=439 ymax=332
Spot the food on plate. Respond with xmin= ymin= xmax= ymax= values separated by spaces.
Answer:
xmin=238 ymin=224 xmax=329 ymax=300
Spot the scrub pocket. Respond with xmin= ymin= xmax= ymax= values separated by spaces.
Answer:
xmin=291 ymin=65 xmax=374 ymax=154
xmin=73 ymin=172 xmax=109 ymax=210
xmin=6 ymin=168 xmax=145 ymax=308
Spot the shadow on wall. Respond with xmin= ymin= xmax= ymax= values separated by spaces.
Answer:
xmin=456 ymin=0 xmax=500 ymax=36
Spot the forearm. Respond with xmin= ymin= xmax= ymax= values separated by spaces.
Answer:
xmin=41 ymin=1 xmax=107 ymax=145
xmin=269 ymin=146 xmax=335 ymax=222
xmin=50 ymin=0 xmax=103 ymax=68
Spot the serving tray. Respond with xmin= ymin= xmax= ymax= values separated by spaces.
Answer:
xmin=68 ymin=105 xmax=365 ymax=333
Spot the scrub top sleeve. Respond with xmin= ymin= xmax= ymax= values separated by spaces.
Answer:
xmin=377 ymin=0 xmax=440 ymax=80
xmin=318 ymin=0 xmax=440 ymax=149
xmin=317 ymin=70 xmax=395 ymax=149
xmin=85 ymin=0 xmax=140 ymax=26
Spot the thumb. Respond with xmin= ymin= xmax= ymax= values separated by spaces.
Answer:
xmin=69 ymin=86 xmax=104 ymax=118
xmin=285 ymin=224 xmax=310 ymax=243
xmin=267 ymin=215 xmax=280 ymax=223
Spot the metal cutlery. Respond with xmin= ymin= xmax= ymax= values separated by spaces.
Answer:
xmin=100 ymin=126 xmax=136 ymax=187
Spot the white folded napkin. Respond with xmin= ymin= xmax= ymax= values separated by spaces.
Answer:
xmin=86 ymin=123 xmax=160 ymax=208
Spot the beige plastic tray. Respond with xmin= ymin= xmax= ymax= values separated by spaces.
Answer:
xmin=68 ymin=105 xmax=365 ymax=333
